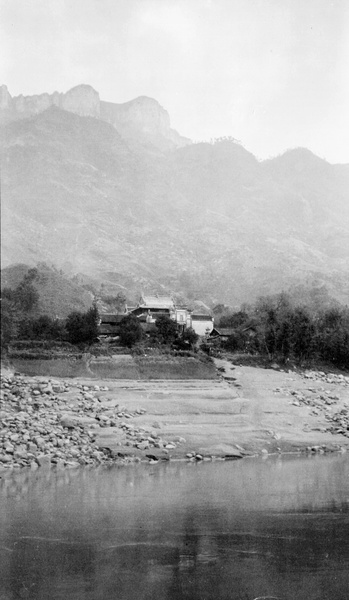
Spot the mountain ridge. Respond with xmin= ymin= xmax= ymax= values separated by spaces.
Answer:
xmin=1 ymin=89 xmax=348 ymax=307
xmin=0 ymin=83 xmax=190 ymax=151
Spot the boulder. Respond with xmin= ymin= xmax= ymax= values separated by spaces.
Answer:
xmin=198 ymin=444 xmax=243 ymax=459
xmin=60 ymin=414 xmax=78 ymax=428
xmin=60 ymin=414 xmax=97 ymax=429
xmin=35 ymin=454 xmax=52 ymax=467
xmin=52 ymin=382 xmax=65 ymax=393
xmin=27 ymin=442 xmax=38 ymax=453
xmin=0 ymin=454 xmax=12 ymax=463
xmin=14 ymin=448 xmax=28 ymax=461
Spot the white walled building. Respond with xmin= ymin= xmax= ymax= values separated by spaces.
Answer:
xmin=190 ymin=313 xmax=214 ymax=336
xmin=131 ymin=294 xmax=214 ymax=336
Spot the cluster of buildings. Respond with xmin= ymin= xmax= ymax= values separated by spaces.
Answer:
xmin=98 ymin=294 xmax=214 ymax=338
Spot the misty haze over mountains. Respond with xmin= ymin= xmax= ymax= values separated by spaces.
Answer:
xmin=1 ymin=84 xmax=349 ymax=307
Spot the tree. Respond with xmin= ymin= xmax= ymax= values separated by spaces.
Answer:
xmin=210 ymin=289 xmax=348 ymax=368
xmin=224 ymin=330 xmax=247 ymax=352
xmin=65 ymin=304 xmax=99 ymax=345
xmin=65 ymin=312 xmax=84 ymax=344
xmin=84 ymin=304 xmax=99 ymax=341
xmin=316 ymin=307 xmax=349 ymax=368
xmin=155 ymin=314 xmax=178 ymax=344
xmin=1 ymin=298 xmax=18 ymax=348
xmin=118 ymin=314 xmax=143 ymax=347
xmin=219 ymin=310 xmax=249 ymax=329
xmin=1 ymin=276 xmax=39 ymax=347
xmin=252 ymin=293 xmax=294 ymax=360
xmin=18 ymin=315 xmax=66 ymax=340
xmin=2 ymin=280 xmax=39 ymax=314
xmin=290 ymin=307 xmax=315 ymax=362
xmin=253 ymin=297 xmax=279 ymax=358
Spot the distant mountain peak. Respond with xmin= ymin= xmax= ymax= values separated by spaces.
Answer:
xmin=267 ymin=147 xmax=329 ymax=167
xmin=0 ymin=84 xmax=191 ymax=151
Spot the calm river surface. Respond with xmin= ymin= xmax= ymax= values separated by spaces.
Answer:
xmin=1 ymin=454 xmax=348 ymax=600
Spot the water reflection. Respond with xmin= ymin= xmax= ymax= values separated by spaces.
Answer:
xmin=1 ymin=455 xmax=349 ymax=600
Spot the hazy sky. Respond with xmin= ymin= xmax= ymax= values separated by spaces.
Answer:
xmin=1 ymin=0 xmax=349 ymax=162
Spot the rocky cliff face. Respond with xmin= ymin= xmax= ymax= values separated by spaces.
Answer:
xmin=0 ymin=84 xmax=100 ymax=121
xmin=0 ymin=84 xmax=190 ymax=150
xmin=101 ymin=96 xmax=189 ymax=149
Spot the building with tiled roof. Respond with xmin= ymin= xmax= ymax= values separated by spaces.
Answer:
xmin=98 ymin=313 xmax=126 ymax=336
xmin=139 ymin=294 xmax=175 ymax=309
xmin=99 ymin=293 xmax=215 ymax=338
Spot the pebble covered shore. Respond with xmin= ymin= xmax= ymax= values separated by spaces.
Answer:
xmin=274 ymin=369 xmax=349 ymax=441
xmin=0 ymin=373 xmax=188 ymax=470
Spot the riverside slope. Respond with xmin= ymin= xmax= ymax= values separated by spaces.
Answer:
xmin=1 ymin=360 xmax=348 ymax=472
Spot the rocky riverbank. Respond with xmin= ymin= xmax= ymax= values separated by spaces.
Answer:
xmin=276 ymin=369 xmax=349 ymax=438
xmin=1 ymin=362 xmax=349 ymax=473
xmin=0 ymin=372 xmax=189 ymax=470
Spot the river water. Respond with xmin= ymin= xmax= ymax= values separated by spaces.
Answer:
xmin=1 ymin=454 xmax=348 ymax=600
